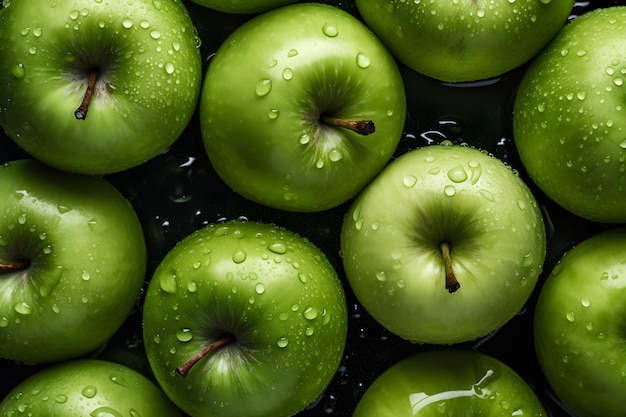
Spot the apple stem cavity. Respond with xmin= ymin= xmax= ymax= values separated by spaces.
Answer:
xmin=74 ymin=70 xmax=98 ymax=120
xmin=0 ymin=260 xmax=29 ymax=273
xmin=176 ymin=334 xmax=235 ymax=377
xmin=320 ymin=115 xmax=375 ymax=136
xmin=440 ymin=241 xmax=460 ymax=293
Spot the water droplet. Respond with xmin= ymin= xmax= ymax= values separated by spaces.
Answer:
xmin=298 ymin=273 xmax=307 ymax=283
xmin=69 ymin=10 xmax=80 ymax=20
xmin=81 ymin=271 xmax=90 ymax=281
xmin=90 ymin=406 xmax=123 ymax=417
xmin=140 ymin=20 xmax=150 ymax=29
xmin=537 ymin=103 xmax=546 ymax=113
xmin=159 ymin=272 xmax=178 ymax=294
xmin=109 ymin=375 xmax=129 ymax=388
xmin=57 ymin=205 xmax=71 ymax=214
xmin=303 ymin=307 xmax=318 ymax=320
xmin=11 ymin=64 xmax=25 ymax=79
xmin=282 ymin=68 xmax=293 ymax=80
xmin=476 ymin=8 xmax=485 ymax=17
xmin=277 ymin=337 xmax=289 ymax=348
xmin=566 ymin=311 xmax=576 ymax=322
xmin=81 ymin=386 xmax=97 ymax=398
xmin=55 ymin=395 xmax=68 ymax=404
xmin=17 ymin=213 xmax=27 ymax=224
xmin=255 ymin=283 xmax=265 ymax=294
xmin=255 ymin=78 xmax=272 ymax=97
xmin=21 ymin=27 xmax=31 ymax=36
xmin=268 ymin=242 xmax=287 ymax=254
xmin=447 ymin=166 xmax=468 ymax=183
xmin=122 ymin=18 xmax=133 ymax=28
xmin=479 ymin=189 xmax=495 ymax=202
xmin=581 ymin=298 xmax=591 ymax=307
xmin=356 ymin=53 xmax=370 ymax=69
xmin=376 ymin=271 xmax=387 ymax=282
xmin=232 ymin=249 xmax=247 ymax=264
xmin=43 ymin=245 xmax=53 ymax=255
xmin=619 ymin=139 xmax=626 ymax=149
xmin=322 ymin=22 xmax=338 ymax=37
xmin=287 ymin=48 xmax=298 ymax=57
xmin=165 ymin=62 xmax=175 ymax=74
xmin=176 ymin=328 xmax=194 ymax=342
xmin=267 ymin=109 xmax=280 ymax=120
xmin=585 ymin=322 xmax=594 ymax=331
xmin=403 ymin=175 xmax=417 ymax=187
xmin=299 ymin=134 xmax=310 ymax=145
xmin=13 ymin=302 xmax=33 ymax=315
xmin=444 ymin=185 xmax=456 ymax=196
xmin=329 ymin=148 xmax=343 ymax=162
xmin=150 ymin=30 xmax=161 ymax=40
xmin=614 ymin=77 xmax=623 ymax=86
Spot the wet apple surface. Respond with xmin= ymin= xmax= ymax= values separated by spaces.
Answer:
xmin=0 ymin=1 xmax=621 ymax=416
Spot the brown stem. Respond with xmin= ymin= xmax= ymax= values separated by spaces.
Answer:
xmin=176 ymin=334 xmax=234 ymax=377
xmin=440 ymin=241 xmax=460 ymax=293
xmin=74 ymin=70 xmax=98 ymax=120
xmin=321 ymin=115 xmax=375 ymax=136
xmin=0 ymin=260 xmax=29 ymax=273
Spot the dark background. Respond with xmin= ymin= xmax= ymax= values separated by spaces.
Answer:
xmin=0 ymin=1 xmax=622 ymax=416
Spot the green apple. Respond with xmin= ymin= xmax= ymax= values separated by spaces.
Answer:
xmin=514 ymin=7 xmax=626 ymax=223
xmin=355 ymin=0 xmax=574 ymax=82
xmin=0 ymin=359 xmax=181 ymax=416
xmin=534 ymin=227 xmax=626 ymax=417
xmin=0 ymin=0 xmax=202 ymax=175
xmin=353 ymin=349 xmax=547 ymax=416
xmin=188 ymin=0 xmax=297 ymax=14
xmin=0 ymin=159 xmax=147 ymax=364
xmin=341 ymin=142 xmax=546 ymax=344
xmin=142 ymin=220 xmax=348 ymax=417
xmin=199 ymin=3 xmax=407 ymax=212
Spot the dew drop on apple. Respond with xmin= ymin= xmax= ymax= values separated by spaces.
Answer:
xmin=0 ymin=317 xmax=8 ymax=328
xmin=447 ymin=166 xmax=468 ymax=183
xmin=403 ymin=175 xmax=417 ymax=188
xmin=55 ymin=395 xmax=68 ymax=404
xmin=322 ymin=22 xmax=338 ymax=37
xmin=277 ymin=337 xmax=289 ymax=348
xmin=232 ymin=249 xmax=247 ymax=264
xmin=90 ymin=406 xmax=124 ymax=417
xmin=565 ymin=311 xmax=576 ymax=323
xmin=176 ymin=328 xmax=194 ymax=342
xmin=140 ymin=20 xmax=150 ymax=29
xmin=81 ymin=386 xmax=97 ymax=399
xmin=159 ymin=272 xmax=178 ymax=294
xmin=69 ymin=10 xmax=80 ymax=20
xmin=150 ymin=30 xmax=161 ymax=40
xmin=13 ymin=302 xmax=32 ymax=315
xmin=299 ymin=133 xmax=310 ymax=145
xmin=303 ymin=307 xmax=318 ymax=320
xmin=81 ymin=270 xmax=90 ymax=281
xmin=282 ymin=68 xmax=293 ymax=80
xmin=356 ymin=53 xmax=370 ymax=69
xmin=267 ymin=109 xmax=280 ymax=120
xmin=255 ymin=283 xmax=265 ymax=294
xmin=478 ymin=189 xmax=495 ymax=202
xmin=122 ymin=18 xmax=133 ymax=29
xmin=444 ymin=185 xmax=456 ymax=197
xmin=268 ymin=241 xmax=287 ymax=254
xmin=20 ymin=27 xmax=30 ymax=36
xmin=255 ymin=78 xmax=272 ymax=97
xmin=10 ymin=63 xmax=25 ymax=79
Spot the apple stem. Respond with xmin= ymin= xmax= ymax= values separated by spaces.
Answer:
xmin=320 ymin=115 xmax=375 ymax=136
xmin=440 ymin=241 xmax=460 ymax=293
xmin=176 ymin=334 xmax=235 ymax=378
xmin=0 ymin=260 xmax=29 ymax=272
xmin=75 ymin=70 xmax=98 ymax=120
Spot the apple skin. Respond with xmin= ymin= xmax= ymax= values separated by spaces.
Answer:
xmin=0 ymin=359 xmax=181 ymax=417
xmin=534 ymin=227 xmax=626 ymax=417
xmin=0 ymin=0 xmax=202 ymax=175
xmin=514 ymin=7 xmax=626 ymax=223
xmin=353 ymin=349 xmax=547 ymax=417
xmin=188 ymin=0 xmax=297 ymax=14
xmin=0 ymin=159 xmax=147 ymax=364
xmin=341 ymin=143 xmax=546 ymax=344
xmin=142 ymin=220 xmax=348 ymax=417
xmin=199 ymin=3 xmax=407 ymax=212
xmin=355 ymin=0 xmax=574 ymax=82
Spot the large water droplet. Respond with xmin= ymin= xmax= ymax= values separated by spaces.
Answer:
xmin=403 ymin=175 xmax=417 ymax=187
xmin=268 ymin=242 xmax=287 ymax=254
xmin=255 ymin=78 xmax=272 ymax=97
xmin=447 ymin=166 xmax=468 ymax=183
xmin=176 ymin=328 xmax=194 ymax=342
xmin=81 ymin=386 xmax=97 ymax=398
xmin=90 ymin=407 xmax=123 ymax=417
xmin=11 ymin=64 xmax=25 ymax=79
xmin=13 ymin=302 xmax=33 ymax=315
xmin=255 ymin=283 xmax=265 ymax=294
xmin=122 ymin=18 xmax=133 ymax=28
xmin=356 ymin=53 xmax=370 ymax=69
xmin=159 ymin=272 xmax=178 ymax=294
xmin=322 ymin=22 xmax=338 ymax=37
xmin=282 ymin=68 xmax=293 ymax=80
xmin=232 ymin=249 xmax=247 ymax=263
xmin=444 ymin=185 xmax=456 ymax=196
xmin=303 ymin=307 xmax=318 ymax=320
xmin=277 ymin=337 xmax=289 ymax=348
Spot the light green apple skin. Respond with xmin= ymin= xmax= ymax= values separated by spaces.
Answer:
xmin=200 ymin=3 xmax=407 ymax=212
xmin=355 ymin=0 xmax=574 ymax=82
xmin=188 ymin=0 xmax=297 ymax=14
xmin=0 ymin=0 xmax=202 ymax=175
xmin=0 ymin=359 xmax=181 ymax=417
xmin=514 ymin=7 xmax=626 ymax=223
xmin=0 ymin=159 xmax=147 ymax=364
xmin=143 ymin=220 xmax=348 ymax=417
xmin=353 ymin=349 xmax=547 ymax=417
xmin=534 ymin=227 xmax=626 ymax=417
xmin=341 ymin=144 xmax=546 ymax=344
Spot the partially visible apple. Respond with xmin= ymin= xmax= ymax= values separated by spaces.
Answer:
xmin=0 ymin=159 xmax=147 ymax=364
xmin=534 ymin=227 xmax=626 ymax=417
xmin=353 ymin=349 xmax=547 ymax=416
xmin=199 ymin=3 xmax=406 ymax=212
xmin=514 ymin=6 xmax=626 ymax=223
xmin=0 ymin=0 xmax=202 ymax=175
xmin=188 ymin=0 xmax=297 ymax=14
xmin=341 ymin=142 xmax=546 ymax=344
xmin=142 ymin=220 xmax=348 ymax=417
xmin=355 ymin=0 xmax=574 ymax=82
xmin=0 ymin=359 xmax=181 ymax=417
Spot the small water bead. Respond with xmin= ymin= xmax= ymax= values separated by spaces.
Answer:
xmin=376 ymin=271 xmax=387 ymax=282
xmin=566 ymin=311 xmax=576 ymax=322
xmin=614 ymin=78 xmax=624 ymax=86
xmin=232 ymin=249 xmax=247 ymax=264
xmin=140 ymin=20 xmax=150 ymax=29
xmin=287 ymin=48 xmax=298 ymax=57
xmin=17 ymin=213 xmax=27 ymax=224
xmin=69 ymin=10 xmax=80 ymax=20
xmin=159 ymin=272 xmax=178 ymax=294
xmin=81 ymin=386 xmax=97 ymax=398
xmin=299 ymin=134 xmax=310 ymax=145
xmin=322 ymin=22 xmax=338 ymax=37
xmin=122 ymin=18 xmax=133 ymax=28
xmin=28 ymin=47 xmax=37 ymax=55
xmin=55 ymin=395 xmax=68 ymax=404
xmin=356 ymin=53 xmax=370 ymax=69
xmin=268 ymin=242 xmax=287 ymax=254
xmin=90 ymin=406 xmax=123 ymax=417
xmin=620 ymin=139 xmax=626 ymax=149
xmin=447 ymin=166 xmax=468 ymax=183
xmin=282 ymin=68 xmax=293 ymax=80
xmin=150 ymin=30 xmax=161 ymax=39
xmin=303 ymin=307 xmax=318 ymax=320
xmin=478 ymin=189 xmax=495 ymax=202
xmin=277 ymin=337 xmax=289 ymax=348
xmin=255 ymin=78 xmax=272 ymax=97
xmin=403 ymin=175 xmax=417 ymax=187
xmin=11 ymin=64 xmax=25 ymax=79
xmin=176 ymin=328 xmax=194 ymax=342
xmin=444 ymin=185 xmax=456 ymax=197
xmin=267 ymin=109 xmax=280 ymax=120
xmin=165 ymin=62 xmax=175 ymax=74
xmin=255 ymin=283 xmax=265 ymax=294
xmin=13 ymin=302 xmax=33 ymax=315
xmin=81 ymin=271 xmax=90 ymax=281
xmin=581 ymin=298 xmax=591 ymax=307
